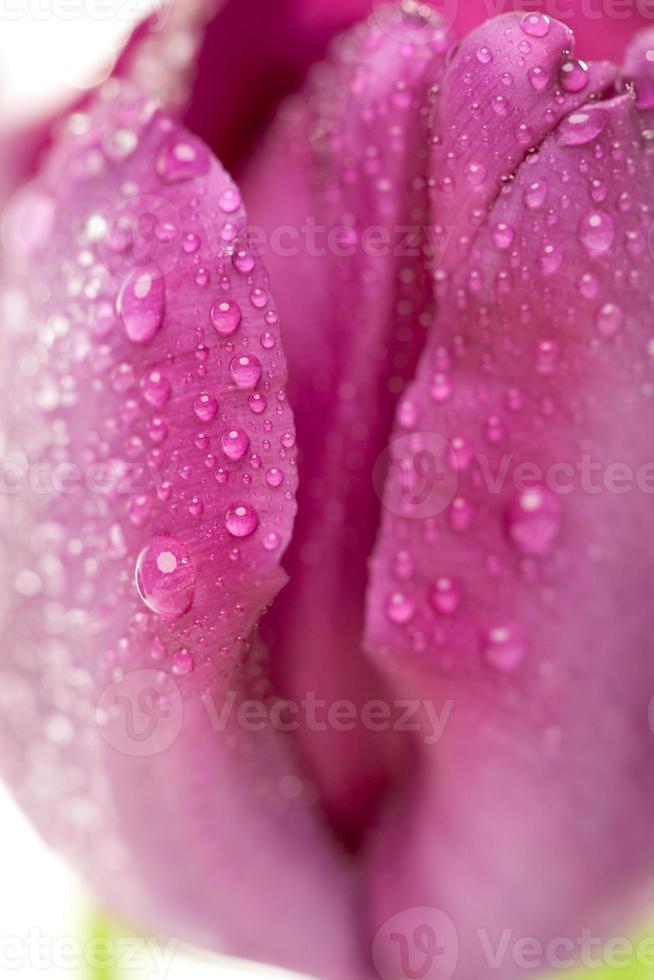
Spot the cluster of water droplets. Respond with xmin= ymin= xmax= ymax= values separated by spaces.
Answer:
xmin=0 ymin=82 xmax=297 ymax=738
xmin=377 ymin=9 xmax=654 ymax=678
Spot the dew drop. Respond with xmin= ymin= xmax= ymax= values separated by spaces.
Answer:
xmin=557 ymin=108 xmax=609 ymax=146
xmin=211 ymin=298 xmax=242 ymax=335
xmin=156 ymin=136 xmax=209 ymax=183
xmin=233 ymin=247 xmax=255 ymax=274
xmin=520 ymin=12 xmax=551 ymax=36
xmin=230 ymin=354 xmax=262 ymax=389
xmin=506 ymin=486 xmax=560 ymax=555
xmin=249 ymin=392 xmax=267 ymax=414
xmin=220 ymin=428 xmax=250 ymax=461
xmin=525 ymin=180 xmax=547 ymax=210
xmin=482 ymin=625 xmax=525 ymax=672
xmin=492 ymin=222 xmax=514 ymax=250
xmin=528 ymin=66 xmax=549 ymax=92
xmin=141 ymin=370 xmax=171 ymax=407
xmin=578 ymin=271 xmax=600 ymax=299
xmin=225 ymin=503 xmax=259 ymax=537
xmin=218 ymin=186 xmax=242 ymax=213
xmin=135 ymin=537 xmax=195 ymax=618
xmin=579 ymin=210 xmax=615 ymax=257
xmin=430 ymin=577 xmax=460 ymax=615
xmin=172 ymin=648 xmax=195 ymax=675
xmin=266 ymin=467 xmax=284 ymax=487
xmin=560 ymin=59 xmax=589 ymax=93
xmin=595 ymin=302 xmax=623 ymax=337
xmin=193 ymin=393 xmax=218 ymax=422
xmin=386 ymin=591 xmax=415 ymax=625
xmin=430 ymin=373 xmax=452 ymax=402
xmin=117 ymin=267 xmax=165 ymax=344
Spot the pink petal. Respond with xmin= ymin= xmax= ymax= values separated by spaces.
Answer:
xmin=242 ymin=5 xmax=455 ymax=845
xmin=0 ymin=82 xmax=367 ymax=979
xmin=365 ymin=15 xmax=654 ymax=978
xmin=450 ymin=0 xmax=654 ymax=61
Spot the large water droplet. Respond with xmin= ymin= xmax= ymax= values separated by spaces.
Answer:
xmin=229 ymin=354 xmax=262 ymax=389
xmin=386 ymin=591 xmax=415 ymax=625
xmin=211 ymin=298 xmax=241 ymax=335
xmin=560 ymin=59 xmax=589 ymax=93
xmin=135 ymin=536 xmax=195 ymax=617
xmin=557 ymin=108 xmax=609 ymax=146
xmin=220 ymin=428 xmax=250 ymax=461
xmin=118 ymin=267 xmax=165 ymax=344
xmin=225 ymin=503 xmax=259 ymax=537
xmin=520 ymin=12 xmax=551 ymax=37
xmin=194 ymin=393 xmax=218 ymax=422
xmin=579 ymin=210 xmax=615 ymax=256
xmin=156 ymin=136 xmax=210 ymax=183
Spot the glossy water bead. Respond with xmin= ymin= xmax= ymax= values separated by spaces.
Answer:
xmin=225 ymin=503 xmax=259 ymax=537
xmin=135 ymin=536 xmax=195 ymax=618
xmin=211 ymin=298 xmax=241 ymax=335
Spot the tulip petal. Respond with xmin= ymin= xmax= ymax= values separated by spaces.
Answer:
xmin=449 ymin=0 xmax=654 ymax=63
xmin=364 ymin=16 xmax=654 ymax=979
xmin=242 ymin=5 xmax=456 ymax=845
xmin=0 ymin=82 xmax=368 ymax=980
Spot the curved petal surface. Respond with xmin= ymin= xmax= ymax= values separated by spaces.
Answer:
xmin=0 ymin=81 xmax=367 ymax=980
xmin=365 ymin=16 xmax=654 ymax=980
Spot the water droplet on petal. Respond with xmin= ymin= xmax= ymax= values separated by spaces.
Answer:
xmin=560 ymin=59 xmax=589 ymax=93
xmin=525 ymin=180 xmax=547 ymax=210
xmin=521 ymin=12 xmax=550 ymax=37
xmin=557 ymin=108 xmax=609 ymax=146
xmin=156 ymin=136 xmax=209 ymax=183
xmin=218 ymin=186 xmax=241 ymax=213
xmin=229 ymin=354 xmax=261 ymax=389
xmin=578 ymin=271 xmax=599 ymax=299
xmin=265 ymin=467 xmax=284 ymax=487
xmin=506 ymin=486 xmax=561 ymax=555
xmin=225 ymin=503 xmax=259 ymax=537
xmin=211 ymin=298 xmax=242 ymax=335
xmin=595 ymin=302 xmax=623 ymax=337
xmin=220 ymin=428 xmax=250 ymax=461
xmin=482 ymin=625 xmax=525 ymax=671
xmin=492 ymin=222 xmax=514 ymax=249
xmin=117 ymin=267 xmax=165 ymax=344
xmin=141 ymin=370 xmax=171 ymax=407
xmin=193 ymin=393 xmax=218 ymax=422
xmin=579 ymin=210 xmax=614 ymax=257
xmin=528 ymin=66 xmax=549 ymax=92
xmin=386 ymin=591 xmax=415 ymax=625
xmin=172 ymin=648 xmax=194 ymax=675
xmin=135 ymin=536 xmax=195 ymax=618
xmin=430 ymin=577 xmax=460 ymax=615
xmin=232 ymin=247 xmax=255 ymax=274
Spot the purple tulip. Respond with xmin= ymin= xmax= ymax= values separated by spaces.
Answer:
xmin=1 ymin=2 xmax=654 ymax=979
